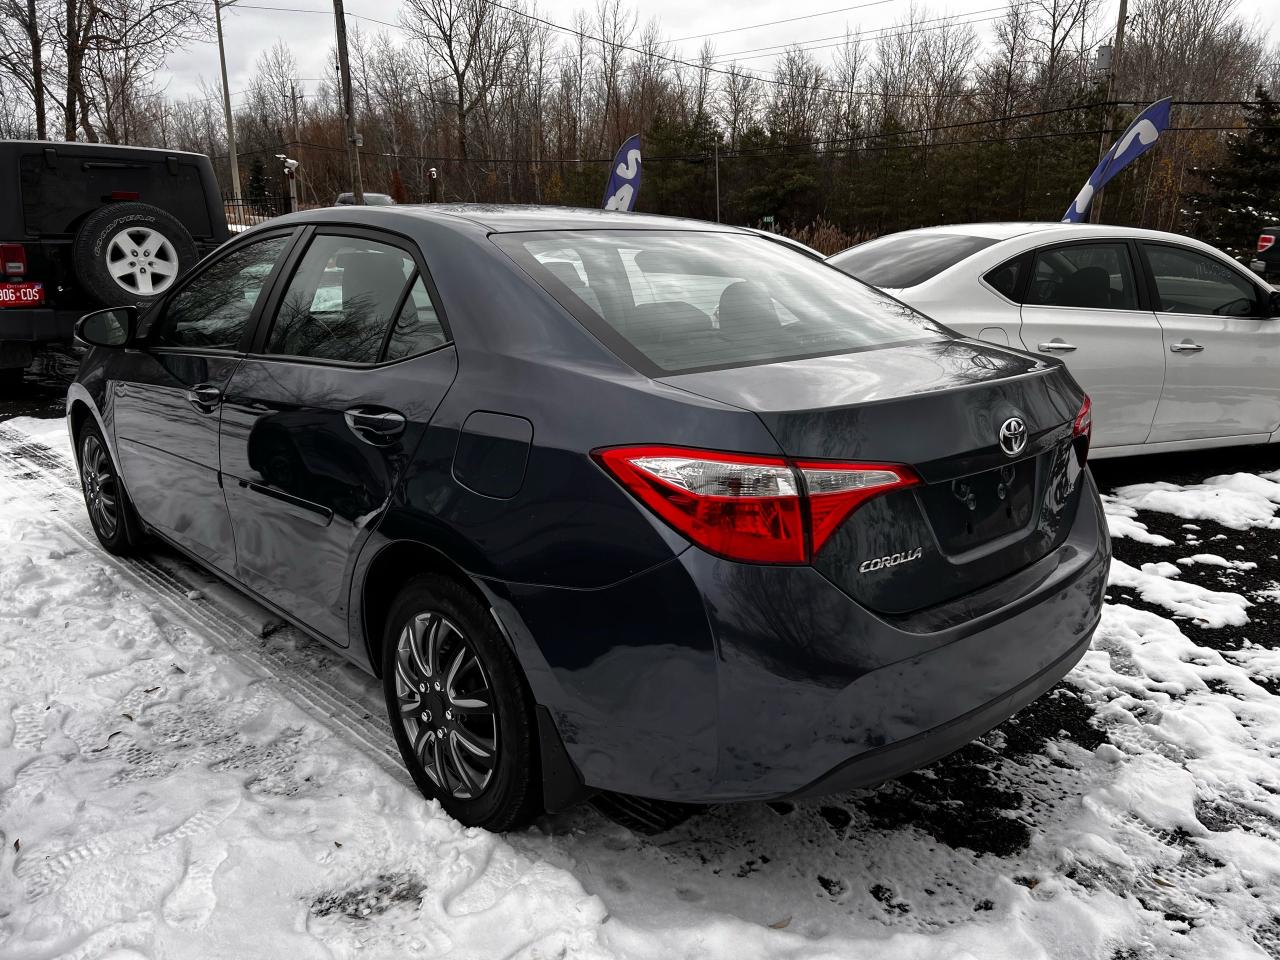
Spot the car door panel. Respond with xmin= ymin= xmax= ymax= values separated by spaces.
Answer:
xmin=1141 ymin=242 xmax=1280 ymax=442
xmin=110 ymin=231 xmax=297 ymax=569
xmin=1015 ymin=240 xmax=1164 ymax=449
xmin=217 ymin=231 xmax=457 ymax=644
xmin=219 ymin=353 xmax=456 ymax=643
xmin=113 ymin=352 xmax=242 ymax=569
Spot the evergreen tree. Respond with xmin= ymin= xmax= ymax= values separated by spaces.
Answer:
xmin=246 ymin=156 xmax=270 ymax=211
xmin=1187 ymin=88 xmax=1280 ymax=256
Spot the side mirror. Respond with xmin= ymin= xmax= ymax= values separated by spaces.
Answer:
xmin=75 ymin=306 xmax=137 ymax=348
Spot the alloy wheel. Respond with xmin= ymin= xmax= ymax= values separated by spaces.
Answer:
xmin=393 ymin=611 xmax=498 ymax=799
xmin=80 ymin=433 xmax=120 ymax=539
xmin=105 ymin=227 xmax=179 ymax=296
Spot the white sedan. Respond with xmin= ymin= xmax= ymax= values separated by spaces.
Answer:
xmin=829 ymin=223 xmax=1280 ymax=459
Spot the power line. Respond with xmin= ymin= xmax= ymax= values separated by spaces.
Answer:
xmin=711 ymin=5 xmax=1018 ymax=62
xmin=670 ymin=0 xmax=900 ymax=43
xmin=471 ymin=0 xmax=1016 ymax=102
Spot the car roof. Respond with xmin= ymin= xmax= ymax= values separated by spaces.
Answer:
xmin=361 ymin=203 xmax=751 ymax=234
xmin=868 ymin=221 xmax=1223 ymax=245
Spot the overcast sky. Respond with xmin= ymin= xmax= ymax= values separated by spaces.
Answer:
xmin=165 ymin=0 xmax=1280 ymax=111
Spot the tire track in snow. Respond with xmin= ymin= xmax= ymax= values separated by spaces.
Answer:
xmin=0 ymin=424 xmax=408 ymax=790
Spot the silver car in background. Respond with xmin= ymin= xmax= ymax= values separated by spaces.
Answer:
xmin=829 ymin=223 xmax=1280 ymax=459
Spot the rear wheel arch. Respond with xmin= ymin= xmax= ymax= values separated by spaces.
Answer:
xmin=358 ymin=539 xmax=495 ymax=679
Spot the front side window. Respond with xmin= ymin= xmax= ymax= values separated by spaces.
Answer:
xmin=267 ymin=235 xmax=415 ymax=363
xmin=1144 ymin=244 xmax=1261 ymax=317
xmin=495 ymin=230 xmax=946 ymax=375
xmin=828 ymin=233 xmax=998 ymax=289
xmin=155 ymin=234 xmax=290 ymax=349
xmin=1025 ymin=243 xmax=1139 ymax=310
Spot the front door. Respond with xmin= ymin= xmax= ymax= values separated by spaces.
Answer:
xmin=111 ymin=231 xmax=295 ymax=569
xmin=1017 ymin=240 xmax=1165 ymax=449
xmin=1141 ymin=241 xmax=1280 ymax=443
xmin=218 ymin=229 xmax=456 ymax=642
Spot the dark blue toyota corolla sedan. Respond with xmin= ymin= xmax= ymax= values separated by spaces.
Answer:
xmin=68 ymin=205 xmax=1109 ymax=831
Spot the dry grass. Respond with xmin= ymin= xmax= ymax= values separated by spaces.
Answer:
xmin=772 ymin=218 xmax=873 ymax=256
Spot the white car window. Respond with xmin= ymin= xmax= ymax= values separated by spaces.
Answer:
xmin=1144 ymin=244 xmax=1261 ymax=317
xmin=1026 ymin=243 xmax=1140 ymax=311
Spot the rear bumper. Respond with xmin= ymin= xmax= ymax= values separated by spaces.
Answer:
xmin=487 ymin=472 xmax=1110 ymax=804
xmin=0 ymin=307 xmax=80 ymax=343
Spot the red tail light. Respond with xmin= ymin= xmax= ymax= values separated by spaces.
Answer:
xmin=593 ymin=445 xmax=918 ymax=564
xmin=1073 ymin=395 xmax=1092 ymax=459
xmin=1259 ymin=234 xmax=1276 ymax=253
xmin=0 ymin=243 xmax=26 ymax=277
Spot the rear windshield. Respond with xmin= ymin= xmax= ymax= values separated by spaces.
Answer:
xmin=828 ymin=233 xmax=998 ymax=288
xmin=494 ymin=230 xmax=945 ymax=375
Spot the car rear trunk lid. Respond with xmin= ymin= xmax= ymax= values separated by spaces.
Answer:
xmin=661 ymin=338 xmax=1089 ymax=615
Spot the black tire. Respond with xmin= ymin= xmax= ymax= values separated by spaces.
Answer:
xmin=72 ymin=202 xmax=198 ymax=308
xmin=77 ymin=420 xmax=146 ymax=555
xmin=381 ymin=574 xmax=541 ymax=831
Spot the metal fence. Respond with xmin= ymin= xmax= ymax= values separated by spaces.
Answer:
xmin=222 ymin=195 xmax=292 ymax=232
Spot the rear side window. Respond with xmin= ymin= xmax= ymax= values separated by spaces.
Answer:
xmin=1025 ymin=243 xmax=1139 ymax=310
xmin=983 ymin=258 xmax=1025 ymax=300
xmin=494 ymin=230 xmax=945 ymax=375
xmin=1143 ymin=244 xmax=1261 ymax=317
xmin=828 ymin=234 xmax=998 ymax=288
xmin=384 ymin=276 xmax=449 ymax=360
xmin=267 ymin=235 xmax=416 ymax=363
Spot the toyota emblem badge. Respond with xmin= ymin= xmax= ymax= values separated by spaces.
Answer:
xmin=998 ymin=417 xmax=1028 ymax=457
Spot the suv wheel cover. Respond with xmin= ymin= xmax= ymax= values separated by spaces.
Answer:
xmin=105 ymin=227 xmax=179 ymax=296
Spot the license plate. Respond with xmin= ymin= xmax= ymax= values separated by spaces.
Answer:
xmin=0 ymin=282 xmax=44 ymax=307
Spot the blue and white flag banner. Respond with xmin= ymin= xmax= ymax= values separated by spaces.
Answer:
xmin=603 ymin=134 xmax=642 ymax=212
xmin=1063 ymin=97 xmax=1173 ymax=223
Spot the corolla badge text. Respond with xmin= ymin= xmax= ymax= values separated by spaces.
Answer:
xmin=859 ymin=547 xmax=924 ymax=574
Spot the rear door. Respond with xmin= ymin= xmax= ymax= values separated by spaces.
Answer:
xmin=1140 ymin=241 xmax=1280 ymax=443
xmin=1016 ymin=240 xmax=1164 ymax=448
xmin=218 ymin=227 xmax=456 ymax=642
xmin=111 ymin=229 xmax=296 ymax=570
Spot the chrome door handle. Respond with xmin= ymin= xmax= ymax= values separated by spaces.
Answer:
xmin=1037 ymin=339 xmax=1077 ymax=353
xmin=344 ymin=407 xmax=406 ymax=445
xmin=185 ymin=383 xmax=222 ymax=412
xmin=1170 ymin=341 xmax=1205 ymax=353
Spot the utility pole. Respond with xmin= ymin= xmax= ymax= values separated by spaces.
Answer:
xmin=332 ymin=0 xmax=364 ymax=204
xmin=714 ymin=139 xmax=720 ymax=223
xmin=1090 ymin=0 xmax=1128 ymax=224
xmin=289 ymin=80 xmax=300 ymax=145
xmin=214 ymin=0 xmax=241 ymax=197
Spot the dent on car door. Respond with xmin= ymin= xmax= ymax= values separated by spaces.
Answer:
xmin=218 ymin=230 xmax=457 ymax=643
xmin=110 ymin=231 xmax=294 ymax=569
xmin=1016 ymin=241 xmax=1165 ymax=448
xmin=1141 ymin=242 xmax=1280 ymax=443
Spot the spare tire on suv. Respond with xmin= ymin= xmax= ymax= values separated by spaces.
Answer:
xmin=73 ymin=202 xmax=199 ymax=307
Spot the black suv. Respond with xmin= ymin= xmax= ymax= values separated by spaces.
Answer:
xmin=0 ymin=141 xmax=230 ymax=389
xmin=1252 ymin=226 xmax=1279 ymax=283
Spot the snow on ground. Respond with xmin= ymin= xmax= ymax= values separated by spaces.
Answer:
xmin=3 ymin=415 xmax=1280 ymax=959
xmin=1107 ymin=473 xmax=1280 ymax=532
